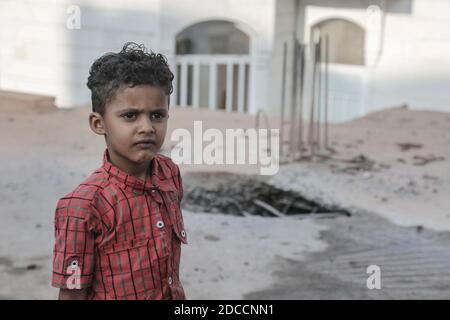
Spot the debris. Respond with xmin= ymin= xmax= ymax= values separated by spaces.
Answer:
xmin=278 ymin=197 xmax=314 ymax=213
xmin=305 ymin=212 xmax=350 ymax=219
xmin=379 ymin=163 xmax=391 ymax=169
xmin=340 ymin=154 xmax=377 ymax=174
xmin=225 ymin=198 xmax=251 ymax=217
xmin=345 ymin=154 xmax=373 ymax=164
xmin=422 ymin=174 xmax=439 ymax=182
xmin=204 ymin=234 xmax=220 ymax=242
xmin=253 ymin=199 xmax=285 ymax=217
xmin=397 ymin=142 xmax=423 ymax=151
xmin=26 ymin=264 xmax=38 ymax=270
xmin=326 ymin=146 xmax=338 ymax=154
xmin=183 ymin=172 xmax=350 ymax=219
xmin=412 ymin=154 xmax=445 ymax=166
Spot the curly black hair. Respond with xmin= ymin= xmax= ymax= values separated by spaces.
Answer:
xmin=87 ymin=42 xmax=174 ymax=115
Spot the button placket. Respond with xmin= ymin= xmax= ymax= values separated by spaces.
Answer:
xmin=152 ymin=186 xmax=167 ymax=232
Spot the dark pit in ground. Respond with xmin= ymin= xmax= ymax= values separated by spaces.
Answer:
xmin=182 ymin=172 xmax=350 ymax=218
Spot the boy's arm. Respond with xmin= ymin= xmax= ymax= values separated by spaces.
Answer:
xmin=58 ymin=288 xmax=89 ymax=300
xmin=52 ymin=197 xmax=99 ymax=297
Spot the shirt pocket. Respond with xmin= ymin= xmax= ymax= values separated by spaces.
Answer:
xmin=164 ymin=191 xmax=188 ymax=244
xmin=98 ymin=233 xmax=169 ymax=300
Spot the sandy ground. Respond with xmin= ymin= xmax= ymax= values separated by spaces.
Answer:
xmin=0 ymin=101 xmax=449 ymax=299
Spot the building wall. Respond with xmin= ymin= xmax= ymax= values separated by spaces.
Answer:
xmin=269 ymin=0 xmax=450 ymax=121
xmin=158 ymin=0 xmax=276 ymax=114
xmin=267 ymin=0 xmax=298 ymax=118
xmin=0 ymin=0 xmax=275 ymax=113
xmin=4 ymin=0 xmax=449 ymax=116
xmin=0 ymin=0 xmax=160 ymax=107
xmin=372 ymin=0 xmax=450 ymax=112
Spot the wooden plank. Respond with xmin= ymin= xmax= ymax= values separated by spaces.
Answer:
xmin=253 ymin=199 xmax=285 ymax=217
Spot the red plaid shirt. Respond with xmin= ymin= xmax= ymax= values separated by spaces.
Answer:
xmin=52 ymin=149 xmax=188 ymax=300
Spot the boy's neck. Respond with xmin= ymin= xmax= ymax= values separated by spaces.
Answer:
xmin=133 ymin=161 xmax=152 ymax=182
xmin=107 ymin=149 xmax=153 ymax=182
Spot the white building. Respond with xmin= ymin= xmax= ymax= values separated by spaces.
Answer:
xmin=270 ymin=0 xmax=450 ymax=122
xmin=1 ymin=0 xmax=450 ymax=122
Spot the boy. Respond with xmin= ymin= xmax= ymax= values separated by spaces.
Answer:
xmin=51 ymin=42 xmax=187 ymax=300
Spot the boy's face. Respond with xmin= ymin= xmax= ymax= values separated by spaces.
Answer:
xmin=89 ymin=84 xmax=169 ymax=177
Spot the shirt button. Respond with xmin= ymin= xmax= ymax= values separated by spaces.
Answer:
xmin=156 ymin=220 xmax=164 ymax=229
xmin=168 ymin=276 xmax=173 ymax=285
xmin=181 ymin=230 xmax=186 ymax=237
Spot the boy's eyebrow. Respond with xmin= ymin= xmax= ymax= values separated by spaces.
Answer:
xmin=115 ymin=107 xmax=141 ymax=114
xmin=115 ymin=107 xmax=168 ymax=114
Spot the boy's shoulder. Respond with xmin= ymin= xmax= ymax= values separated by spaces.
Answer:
xmin=55 ymin=168 xmax=108 ymax=215
xmin=155 ymin=153 xmax=180 ymax=172
xmin=152 ymin=153 xmax=181 ymax=179
xmin=154 ymin=154 xmax=183 ymax=196
xmin=155 ymin=153 xmax=176 ymax=165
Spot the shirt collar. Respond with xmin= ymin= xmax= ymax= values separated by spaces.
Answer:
xmin=101 ymin=149 xmax=173 ymax=193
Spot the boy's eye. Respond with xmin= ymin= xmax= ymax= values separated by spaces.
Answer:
xmin=122 ymin=112 xmax=136 ymax=120
xmin=151 ymin=112 xmax=167 ymax=121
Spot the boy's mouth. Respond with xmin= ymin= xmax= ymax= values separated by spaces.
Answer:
xmin=135 ymin=139 xmax=156 ymax=149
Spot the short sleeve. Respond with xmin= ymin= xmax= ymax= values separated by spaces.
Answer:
xmin=51 ymin=195 xmax=98 ymax=289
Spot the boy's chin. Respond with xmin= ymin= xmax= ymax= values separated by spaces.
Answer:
xmin=133 ymin=149 xmax=157 ymax=163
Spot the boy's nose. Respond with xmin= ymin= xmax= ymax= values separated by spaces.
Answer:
xmin=138 ymin=116 xmax=156 ymax=134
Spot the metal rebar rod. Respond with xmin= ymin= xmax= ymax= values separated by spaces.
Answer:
xmin=280 ymin=42 xmax=288 ymax=160
xmin=316 ymin=38 xmax=322 ymax=152
xmin=324 ymin=35 xmax=330 ymax=149
xmin=297 ymin=43 xmax=305 ymax=160
xmin=308 ymin=40 xmax=318 ymax=154
xmin=289 ymin=38 xmax=299 ymax=162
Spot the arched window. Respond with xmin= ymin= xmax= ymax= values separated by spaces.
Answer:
xmin=176 ymin=20 xmax=250 ymax=55
xmin=312 ymin=19 xmax=365 ymax=65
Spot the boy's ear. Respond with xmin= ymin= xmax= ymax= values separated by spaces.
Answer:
xmin=89 ymin=112 xmax=106 ymax=135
